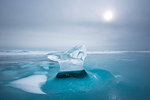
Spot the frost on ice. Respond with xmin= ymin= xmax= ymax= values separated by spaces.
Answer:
xmin=47 ymin=45 xmax=87 ymax=74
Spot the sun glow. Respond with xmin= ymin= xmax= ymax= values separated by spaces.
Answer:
xmin=103 ymin=11 xmax=114 ymax=21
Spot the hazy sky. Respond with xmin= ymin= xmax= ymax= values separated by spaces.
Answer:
xmin=0 ymin=0 xmax=150 ymax=50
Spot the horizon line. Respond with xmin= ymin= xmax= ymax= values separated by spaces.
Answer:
xmin=0 ymin=50 xmax=150 ymax=55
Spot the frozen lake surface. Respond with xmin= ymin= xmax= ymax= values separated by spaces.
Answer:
xmin=0 ymin=51 xmax=150 ymax=100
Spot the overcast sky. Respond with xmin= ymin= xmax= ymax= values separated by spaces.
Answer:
xmin=0 ymin=0 xmax=150 ymax=51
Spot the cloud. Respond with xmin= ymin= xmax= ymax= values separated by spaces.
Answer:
xmin=0 ymin=0 xmax=150 ymax=50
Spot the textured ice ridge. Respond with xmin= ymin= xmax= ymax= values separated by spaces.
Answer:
xmin=47 ymin=45 xmax=87 ymax=73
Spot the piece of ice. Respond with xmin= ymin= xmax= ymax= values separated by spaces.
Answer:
xmin=47 ymin=45 xmax=87 ymax=72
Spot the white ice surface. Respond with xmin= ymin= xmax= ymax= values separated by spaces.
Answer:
xmin=9 ymin=75 xmax=47 ymax=94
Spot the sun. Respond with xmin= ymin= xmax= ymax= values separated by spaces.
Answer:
xmin=103 ymin=11 xmax=114 ymax=21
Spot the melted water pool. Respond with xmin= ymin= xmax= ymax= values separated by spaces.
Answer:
xmin=0 ymin=52 xmax=150 ymax=100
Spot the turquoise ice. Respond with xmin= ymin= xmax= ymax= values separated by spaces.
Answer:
xmin=1 ymin=50 xmax=150 ymax=100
